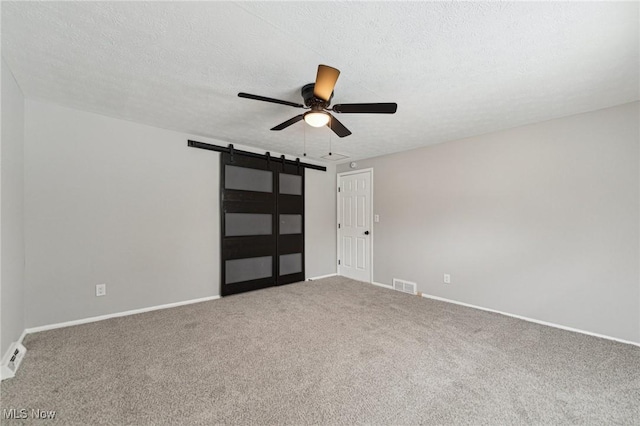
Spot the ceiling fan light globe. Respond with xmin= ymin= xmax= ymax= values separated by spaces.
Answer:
xmin=304 ymin=111 xmax=330 ymax=128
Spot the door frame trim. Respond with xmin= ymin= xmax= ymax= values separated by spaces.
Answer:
xmin=336 ymin=168 xmax=374 ymax=283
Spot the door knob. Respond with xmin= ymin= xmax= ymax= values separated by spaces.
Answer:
xmin=364 ymin=231 xmax=370 ymax=235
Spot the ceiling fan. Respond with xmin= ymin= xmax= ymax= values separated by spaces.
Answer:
xmin=238 ymin=65 xmax=397 ymax=138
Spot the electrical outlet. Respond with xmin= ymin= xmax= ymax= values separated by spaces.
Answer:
xmin=443 ymin=274 xmax=451 ymax=284
xmin=96 ymin=284 xmax=106 ymax=297
xmin=374 ymin=214 xmax=380 ymax=223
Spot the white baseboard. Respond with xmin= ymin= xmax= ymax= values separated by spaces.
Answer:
xmin=371 ymin=281 xmax=393 ymax=290
xmin=306 ymin=273 xmax=337 ymax=281
xmin=16 ymin=329 xmax=28 ymax=347
xmin=26 ymin=295 xmax=221 ymax=334
xmin=420 ymin=292 xmax=640 ymax=347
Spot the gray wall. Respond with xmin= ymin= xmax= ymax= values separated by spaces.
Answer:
xmin=1 ymin=57 xmax=26 ymax=356
xmin=306 ymin=164 xmax=337 ymax=278
xmin=24 ymin=100 xmax=336 ymax=328
xmin=338 ymin=102 xmax=640 ymax=343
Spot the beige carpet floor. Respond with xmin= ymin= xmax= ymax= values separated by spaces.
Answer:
xmin=1 ymin=276 xmax=639 ymax=425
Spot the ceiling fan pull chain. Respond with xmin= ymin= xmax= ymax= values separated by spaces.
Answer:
xmin=329 ymin=115 xmax=333 ymax=156
xmin=303 ymin=123 xmax=307 ymax=157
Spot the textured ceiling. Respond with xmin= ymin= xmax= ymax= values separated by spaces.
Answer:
xmin=2 ymin=2 xmax=638 ymax=163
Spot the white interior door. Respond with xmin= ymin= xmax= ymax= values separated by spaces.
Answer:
xmin=338 ymin=170 xmax=372 ymax=282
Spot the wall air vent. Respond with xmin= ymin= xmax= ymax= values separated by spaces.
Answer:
xmin=393 ymin=278 xmax=417 ymax=295
xmin=1 ymin=342 xmax=27 ymax=380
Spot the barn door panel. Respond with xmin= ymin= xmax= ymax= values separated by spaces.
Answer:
xmin=220 ymin=153 xmax=304 ymax=296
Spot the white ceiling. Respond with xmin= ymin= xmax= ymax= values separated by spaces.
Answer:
xmin=2 ymin=2 xmax=638 ymax=163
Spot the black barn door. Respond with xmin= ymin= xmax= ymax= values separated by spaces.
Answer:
xmin=277 ymin=163 xmax=305 ymax=286
xmin=220 ymin=153 xmax=304 ymax=296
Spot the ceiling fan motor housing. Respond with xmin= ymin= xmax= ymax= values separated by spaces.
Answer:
xmin=301 ymin=83 xmax=332 ymax=107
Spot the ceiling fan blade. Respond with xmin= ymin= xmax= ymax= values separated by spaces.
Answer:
xmin=271 ymin=114 xmax=305 ymax=131
xmin=238 ymin=92 xmax=304 ymax=109
xmin=332 ymin=103 xmax=398 ymax=114
xmin=313 ymin=65 xmax=340 ymax=102
xmin=327 ymin=114 xmax=352 ymax=138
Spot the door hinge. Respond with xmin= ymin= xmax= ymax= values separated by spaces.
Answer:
xmin=338 ymin=223 xmax=341 ymax=229
xmin=338 ymin=187 xmax=341 ymax=192
xmin=338 ymin=260 xmax=341 ymax=265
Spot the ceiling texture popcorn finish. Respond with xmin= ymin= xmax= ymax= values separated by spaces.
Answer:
xmin=2 ymin=2 xmax=638 ymax=162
